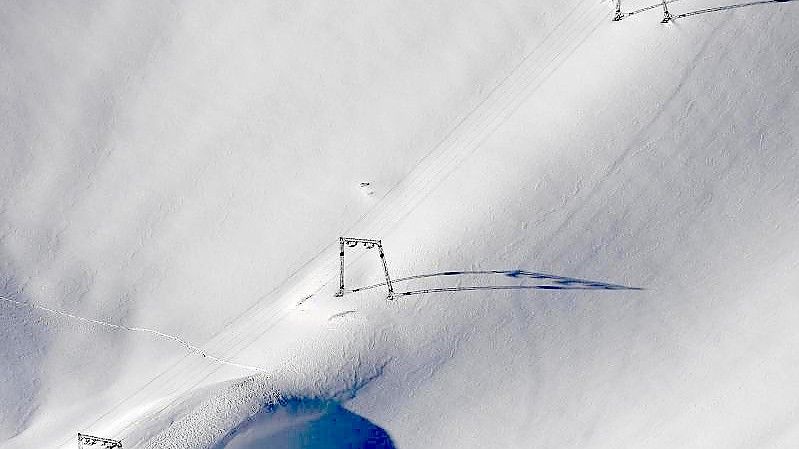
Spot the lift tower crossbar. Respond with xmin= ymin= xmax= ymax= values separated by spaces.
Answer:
xmin=335 ymin=237 xmax=394 ymax=300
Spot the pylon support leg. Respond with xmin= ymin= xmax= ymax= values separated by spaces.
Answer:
xmin=661 ymin=0 xmax=673 ymax=22
xmin=613 ymin=0 xmax=624 ymax=21
xmin=377 ymin=242 xmax=394 ymax=300
xmin=335 ymin=237 xmax=345 ymax=297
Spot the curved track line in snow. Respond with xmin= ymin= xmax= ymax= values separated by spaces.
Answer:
xmin=393 ymin=284 xmax=637 ymax=297
xmin=350 ymin=269 xmax=640 ymax=293
xmin=0 ymin=295 xmax=266 ymax=372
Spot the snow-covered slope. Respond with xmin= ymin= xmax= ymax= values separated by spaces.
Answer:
xmin=1 ymin=0 xmax=547 ymax=444
xmin=2 ymin=0 xmax=798 ymax=448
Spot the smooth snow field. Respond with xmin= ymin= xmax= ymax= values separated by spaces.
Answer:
xmin=1 ymin=0 xmax=798 ymax=448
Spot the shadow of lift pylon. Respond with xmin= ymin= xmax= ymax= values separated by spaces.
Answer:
xmin=613 ymin=0 xmax=674 ymax=22
xmin=78 ymin=433 xmax=122 ymax=449
xmin=335 ymin=237 xmax=395 ymax=300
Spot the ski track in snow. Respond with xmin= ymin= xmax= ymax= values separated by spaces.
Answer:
xmin=0 ymin=295 xmax=266 ymax=373
xmin=53 ymin=1 xmax=614 ymax=445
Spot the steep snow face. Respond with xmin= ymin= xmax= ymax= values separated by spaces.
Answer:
xmin=2 ymin=0 xmax=799 ymax=448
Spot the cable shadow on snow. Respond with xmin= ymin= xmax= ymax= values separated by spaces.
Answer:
xmin=351 ymin=269 xmax=642 ymax=298
xmin=621 ymin=0 xmax=793 ymax=19
xmin=676 ymin=0 xmax=796 ymax=19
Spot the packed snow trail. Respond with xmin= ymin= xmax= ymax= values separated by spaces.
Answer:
xmin=59 ymin=1 xmax=612 ymax=444
xmin=0 ymin=295 xmax=266 ymax=372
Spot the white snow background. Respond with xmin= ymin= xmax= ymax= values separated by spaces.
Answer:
xmin=1 ymin=0 xmax=798 ymax=447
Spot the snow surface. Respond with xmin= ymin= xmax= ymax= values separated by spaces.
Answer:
xmin=1 ymin=0 xmax=798 ymax=448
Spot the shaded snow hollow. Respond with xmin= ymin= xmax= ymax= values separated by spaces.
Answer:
xmin=216 ymin=399 xmax=394 ymax=449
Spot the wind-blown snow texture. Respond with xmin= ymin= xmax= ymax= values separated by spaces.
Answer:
xmin=1 ymin=0 xmax=798 ymax=448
